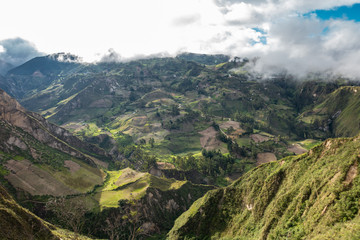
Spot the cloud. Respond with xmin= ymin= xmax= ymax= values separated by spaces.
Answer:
xmin=236 ymin=16 xmax=360 ymax=78
xmin=201 ymin=0 xmax=360 ymax=78
xmin=99 ymin=49 xmax=123 ymax=63
xmin=173 ymin=14 xmax=201 ymax=26
xmin=0 ymin=38 xmax=43 ymax=67
xmin=2 ymin=0 xmax=360 ymax=79
xmin=214 ymin=0 xmax=359 ymax=10
xmin=99 ymin=48 xmax=172 ymax=63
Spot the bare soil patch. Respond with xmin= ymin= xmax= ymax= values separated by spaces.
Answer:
xmin=251 ymin=134 xmax=270 ymax=143
xmin=220 ymin=121 xmax=245 ymax=139
xmin=219 ymin=121 xmax=240 ymax=130
xmin=62 ymin=122 xmax=85 ymax=132
xmin=4 ymin=160 xmax=77 ymax=196
xmin=64 ymin=160 xmax=81 ymax=173
xmin=157 ymin=162 xmax=175 ymax=170
xmin=199 ymin=127 xmax=222 ymax=150
xmin=287 ymin=144 xmax=308 ymax=155
xmin=256 ymin=153 xmax=277 ymax=166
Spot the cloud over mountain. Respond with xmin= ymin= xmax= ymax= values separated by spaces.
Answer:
xmin=0 ymin=38 xmax=43 ymax=68
xmin=1 ymin=0 xmax=360 ymax=77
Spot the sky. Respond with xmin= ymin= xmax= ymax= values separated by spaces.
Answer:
xmin=1 ymin=0 xmax=360 ymax=77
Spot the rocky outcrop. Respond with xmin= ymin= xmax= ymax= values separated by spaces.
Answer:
xmin=0 ymin=89 xmax=109 ymax=167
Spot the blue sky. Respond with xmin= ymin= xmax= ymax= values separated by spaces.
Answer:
xmin=314 ymin=3 xmax=360 ymax=22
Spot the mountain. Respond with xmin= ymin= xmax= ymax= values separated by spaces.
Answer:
xmin=3 ymin=53 xmax=81 ymax=99
xmin=168 ymin=136 xmax=360 ymax=239
xmin=0 ymin=88 xmax=109 ymax=196
xmin=176 ymin=52 xmax=230 ymax=65
xmin=1 ymin=52 xmax=360 ymax=239
xmin=0 ymin=88 xmax=213 ymax=239
xmin=299 ymin=86 xmax=360 ymax=138
xmin=1 ymin=53 xmax=357 ymax=185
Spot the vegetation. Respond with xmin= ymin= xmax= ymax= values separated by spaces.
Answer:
xmin=0 ymin=184 xmax=91 ymax=240
xmin=168 ymin=136 xmax=360 ymax=239
xmin=3 ymin=53 xmax=360 ymax=239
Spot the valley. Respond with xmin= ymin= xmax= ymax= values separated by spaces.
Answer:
xmin=0 ymin=53 xmax=360 ymax=239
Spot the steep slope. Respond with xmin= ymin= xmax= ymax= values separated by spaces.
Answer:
xmin=45 ymin=167 xmax=215 ymax=239
xmin=0 ymin=184 xmax=59 ymax=239
xmin=4 ymin=53 xmax=81 ymax=99
xmin=168 ymin=136 xmax=360 ymax=239
xmin=0 ymin=88 xmax=108 ymax=196
xmin=0 ymin=88 xmax=109 ymax=166
xmin=299 ymin=86 xmax=360 ymax=138
xmin=0 ymin=87 xmax=216 ymax=239
xmin=0 ymin=184 xmax=92 ymax=239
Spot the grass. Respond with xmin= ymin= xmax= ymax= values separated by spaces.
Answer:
xmin=161 ymin=132 xmax=202 ymax=154
xmin=168 ymin=136 xmax=360 ymax=239
xmin=236 ymin=137 xmax=251 ymax=147
xmin=39 ymin=158 xmax=104 ymax=193
xmin=12 ymin=155 xmax=25 ymax=161
xmin=299 ymin=86 xmax=360 ymax=137
xmin=296 ymin=139 xmax=322 ymax=150
xmin=93 ymin=168 xmax=188 ymax=209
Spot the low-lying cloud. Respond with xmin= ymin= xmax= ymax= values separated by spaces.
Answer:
xmin=0 ymin=38 xmax=43 ymax=67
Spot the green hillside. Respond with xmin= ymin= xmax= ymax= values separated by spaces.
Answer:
xmin=168 ymin=136 xmax=360 ymax=239
xmin=2 ymin=53 xmax=360 ymax=239
xmin=48 ymin=167 xmax=214 ymax=239
xmin=0 ymin=184 xmax=91 ymax=240
xmin=299 ymin=86 xmax=360 ymax=138
xmin=4 ymin=53 xmax=360 ymax=186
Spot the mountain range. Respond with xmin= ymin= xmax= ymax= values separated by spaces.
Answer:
xmin=0 ymin=52 xmax=360 ymax=239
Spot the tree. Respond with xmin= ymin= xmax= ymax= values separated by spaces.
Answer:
xmin=46 ymin=197 xmax=87 ymax=239
xmin=171 ymin=104 xmax=180 ymax=116
xmin=103 ymin=211 xmax=125 ymax=240
xmin=102 ymin=199 xmax=147 ymax=240
xmin=138 ymin=138 xmax=146 ymax=145
xmin=149 ymin=138 xmax=155 ymax=148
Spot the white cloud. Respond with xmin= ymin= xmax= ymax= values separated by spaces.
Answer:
xmin=208 ymin=0 xmax=360 ymax=78
xmin=1 ymin=0 xmax=360 ymax=77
